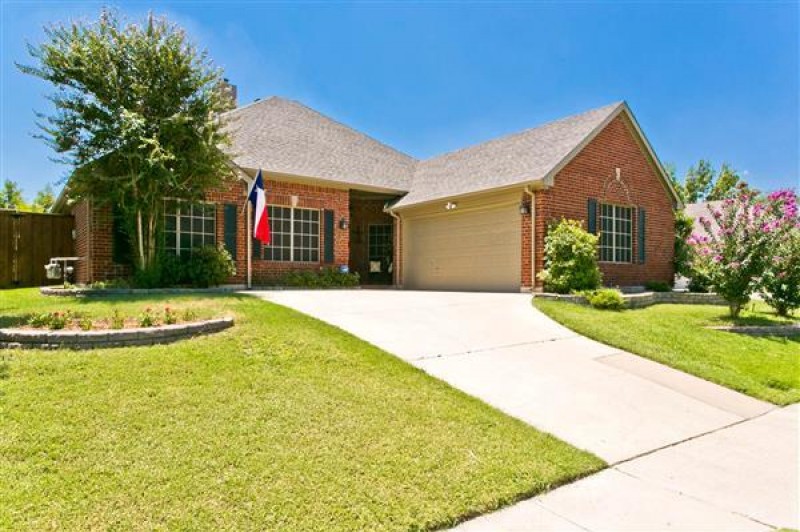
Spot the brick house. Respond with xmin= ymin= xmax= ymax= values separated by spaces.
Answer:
xmin=54 ymin=97 xmax=681 ymax=291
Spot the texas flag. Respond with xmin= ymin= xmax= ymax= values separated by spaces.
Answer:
xmin=247 ymin=169 xmax=271 ymax=244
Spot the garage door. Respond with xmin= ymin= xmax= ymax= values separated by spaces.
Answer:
xmin=403 ymin=203 xmax=521 ymax=291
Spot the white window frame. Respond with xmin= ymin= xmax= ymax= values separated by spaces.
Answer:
xmin=599 ymin=203 xmax=633 ymax=263
xmin=163 ymin=199 xmax=217 ymax=256
xmin=262 ymin=205 xmax=320 ymax=263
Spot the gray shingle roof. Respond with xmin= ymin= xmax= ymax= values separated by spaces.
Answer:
xmin=224 ymin=97 xmax=415 ymax=192
xmin=395 ymin=102 xmax=623 ymax=208
xmin=685 ymin=200 xmax=724 ymax=235
xmin=225 ymin=98 xmax=635 ymax=208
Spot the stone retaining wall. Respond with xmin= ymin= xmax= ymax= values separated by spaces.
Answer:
xmin=534 ymin=291 xmax=727 ymax=309
xmin=0 ymin=317 xmax=234 ymax=350
xmin=40 ymin=286 xmax=244 ymax=297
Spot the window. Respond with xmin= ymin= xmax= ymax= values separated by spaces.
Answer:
xmin=164 ymin=200 xmax=216 ymax=256
xmin=599 ymin=203 xmax=633 ymax=263
xmin=368 ymin=224 xmax=393 ymax=274
xmin=261 ymin=206 xmax=320 ymax=262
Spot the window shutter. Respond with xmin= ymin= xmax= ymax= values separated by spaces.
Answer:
xmin=252 ymin=236 xmax=261 ymax=259
xmin=223 ymin=204 xmax=237 ymax=258
xmin=323 ymin=209 xmax=335 ymax=264
xmin=111 ymin=207 xmax=131 ymax=265
xmin=587 ymin=198 xmax=598 ymax=234
xmin=638 ymin=207 xmax=646 ymax=264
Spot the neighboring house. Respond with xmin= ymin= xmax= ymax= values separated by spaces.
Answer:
xmin=53 ymin=96 xmax=681 ymax=291
xmin=685 ymin=200 xmax=724 ymax=236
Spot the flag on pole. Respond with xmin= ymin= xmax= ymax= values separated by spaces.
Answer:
xmin=247 ymin=169 xmax=271 ymax=244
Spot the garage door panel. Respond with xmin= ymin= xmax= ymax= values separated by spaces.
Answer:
xmin=404 ymin=205 xmax=521 ymax=291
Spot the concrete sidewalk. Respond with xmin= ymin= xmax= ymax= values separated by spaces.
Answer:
xmin=249 ymin=289 xmax=798 ymax=530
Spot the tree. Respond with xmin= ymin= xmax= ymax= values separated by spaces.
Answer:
xmin=18 ymin=9 xmax=234 ymax=271
xmin=707 ymin=163 xmax=745 ymax=201
xmin=687 ymin=186 xmax=796 ymax=317
xmin=684 ymin=160 xmax=716 ymax=203
xmin=32 ymin=184 xmax=56 ymax=212
xmin=759 ymin=191 xmax=800 ymax=317
xmin=0 ymin=179 xmax=27 ymax=210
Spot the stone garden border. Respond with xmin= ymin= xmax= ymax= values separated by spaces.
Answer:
xmin=0 ymin=317 xmax=234 ymax=350
xmin=707 ymin=323 xmax=800 ymax=337
xmin=40 ymin=286 xmax=243 ymax=297
xmin=534 ymin=291 xmax=727 ymax=309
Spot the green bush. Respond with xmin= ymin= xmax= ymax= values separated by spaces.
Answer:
xmin=644 ymin=280 xmax=671 ymax=292
xmin=585 ymin=288 xmax=626 ymax=310
xmin=283 ymin=268 xmax=360 ymax=288
xmin=184 ymin=244 xmax=236 ymax=288
xmin=537 ymin=219 xmax=602 ymax=294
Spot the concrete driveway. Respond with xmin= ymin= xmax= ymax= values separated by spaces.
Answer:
xmin=249 ymin=289 xmax=798 ymax=531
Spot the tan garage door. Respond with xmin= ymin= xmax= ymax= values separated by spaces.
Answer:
xmin=403 ymin=203 xmax=521 ymax=291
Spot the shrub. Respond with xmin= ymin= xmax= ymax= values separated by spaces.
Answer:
xmin=49 ymin=311 xmax=69 ymax=330
xmin=89 ymin=279 xmax=131 ymax=290
xmin=537 ymin=219 xmax=602 ymax=294
xmin=28 ymin=312 xmax=53 ymax=328
xmin=761 ymin=227 xmax=800 ymax=317
xmin=163 ymin=306 xmax=178 ymax=325
xmin=585 ymin=288 xmax=626 ymax=310
xmin=138 ymin=307 xmax=157 ymax=328
xmin=78 ymin=316 xmax=93 ymax=331
xmin=283 ymin=268 xmax=360 ymax=288
xmin=181 ymin=308 xmax=198 ymax=322
xmin=674 ymin=210 xmax=694 ymax=277
xmin=185 ymin=244 xmax=236 ymax=288
xmin=644 ymin=280 xmax=671 ymax=293
xmin=110 ymin=308 xmax=125 ymax=329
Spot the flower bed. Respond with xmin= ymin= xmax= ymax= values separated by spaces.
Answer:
xmin=0 ymin=318 xmax=233 ymax=350
xmin=534 ymin=291 xmax=727 ymax=309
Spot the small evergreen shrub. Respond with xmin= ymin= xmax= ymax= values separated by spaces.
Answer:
xmin=585 ymin=288 xmax=626 ymax=310
xmin=185 ymin=244 xmax=236 ymax=288
xmin=283 ymin=268 xmax=360 ymax=288
xmin=644 ymin=280 xmax=671 ymax=292
xmin=537 ymin=219 xmax=602 ymax=294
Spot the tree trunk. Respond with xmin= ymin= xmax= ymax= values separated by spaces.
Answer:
xmin=136 ymin=209 xmax=145 ymax=269
xmin=729 ymin=301 xmax=742 ymax=319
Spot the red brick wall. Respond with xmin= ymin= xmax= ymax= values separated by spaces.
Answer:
xmin=521 ymin=193 xmax=533 ymax=289
xmin=534 ymin=113 xmax=676 ymax=289
xmin=247 ymin=179 xmax=350 ymax=284
xmin=71 ymin=199 xmax=129 ymax=284
xmin=72 ymin=177 xmax=350 ymax=286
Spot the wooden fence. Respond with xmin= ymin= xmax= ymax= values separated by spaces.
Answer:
xmin=0 ymin=210 xmax=74 ymax=288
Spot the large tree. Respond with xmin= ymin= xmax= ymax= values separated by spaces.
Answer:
xmin=19 ymin=9 xmax=234 ymax=270
xmin=669 ymin=160 xmax=754 ymax=204
xmin=32 ymin=183 xmax=56 ymax=212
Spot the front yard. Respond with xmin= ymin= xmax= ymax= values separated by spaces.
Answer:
xmin=534 ymin=299 xmax=799 ymax=405
xmin=0 ymin=289 xmax=603 ymax=530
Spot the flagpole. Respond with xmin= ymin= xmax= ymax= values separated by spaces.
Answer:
xmin=246 ymin=200 xmax=252 ymax=289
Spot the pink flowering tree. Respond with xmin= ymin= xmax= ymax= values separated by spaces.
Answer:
xmin=688 ymin=186 xmax=796 ymax=317
xmin=759 ymin=191 xmax=800 ymax=316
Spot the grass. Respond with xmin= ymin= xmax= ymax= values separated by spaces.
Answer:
xmin=534 ymin=299 xmax=800 ymax=405
xmin=0 ymin=289 xmax=603 ymax=531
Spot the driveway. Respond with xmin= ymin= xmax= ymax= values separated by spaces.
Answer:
xmin=249 ymin=289 xmax=798 ymax=530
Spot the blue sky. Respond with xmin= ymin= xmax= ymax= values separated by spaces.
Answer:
xmin=1 ymin=1 xmax=797 ymax=200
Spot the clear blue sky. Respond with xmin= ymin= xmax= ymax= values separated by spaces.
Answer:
xmin=1 ymin=1 xmax=798 ymax=200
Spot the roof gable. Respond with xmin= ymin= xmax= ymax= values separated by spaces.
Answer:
xmin=224 ymin=97 xmax=416 ymax=192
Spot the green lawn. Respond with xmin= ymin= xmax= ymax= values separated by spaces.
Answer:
xmin=534 ymin=299 xmax=800 ymax=405
xmin=1 ymin=289 xmax=603 ymax=531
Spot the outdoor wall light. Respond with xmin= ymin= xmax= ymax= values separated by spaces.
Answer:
xmin=519 ymin=202 xmax=531 ymax=215
xmin=339 ymin=217 xmax=349 ymax=230
xmin=445 ymin=201 xmax=458 ymax=211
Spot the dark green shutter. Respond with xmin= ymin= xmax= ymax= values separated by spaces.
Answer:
xmin=252 ymin=237 xmax=261 ymax=259
xmin=587 ymin=198 xmax=598 ymax=234
xmin=223 ymin=204 xmax=237 ymax=258
xmin=638 ymin=207 xmax=646 ymax=264
xmin=323 ymin=209 xmax=335 ymax=264
xmin=111 ymin=207 xmax=131 ymax=265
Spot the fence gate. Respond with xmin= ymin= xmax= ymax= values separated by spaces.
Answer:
xmin=0 ymin=210 xmax=75 ymax=288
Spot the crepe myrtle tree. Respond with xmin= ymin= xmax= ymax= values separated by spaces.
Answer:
xmin=18 ymin=9 xmax=235 ymax=271
xmin=759 ymin=191 xmax=800 ymax=316
xmin=688 ymin=186 xmax=797 ymax=317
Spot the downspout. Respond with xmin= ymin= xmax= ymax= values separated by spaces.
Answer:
xmin=525 ymin=186 xmax=536 ymax=292
xmin=386 ymin=206 xmax=402 ymax=288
